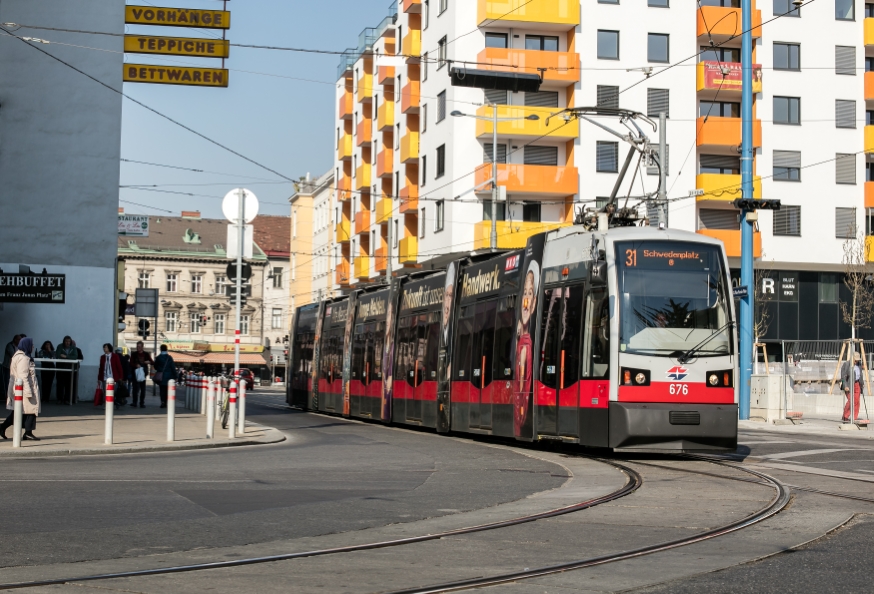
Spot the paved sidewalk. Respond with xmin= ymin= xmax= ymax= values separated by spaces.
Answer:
xmin=739 ymin=417 xmax=874 ymax=440
xmin=0 ymin=398 xmax=285 ymax=457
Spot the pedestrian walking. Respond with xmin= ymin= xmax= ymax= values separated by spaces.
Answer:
xmin=97 ymin=344 xmax=123 ymax=408
xmin=37 ymin=341 xmax=56 ymax=402
xmin=2 ymin=335 xmax=21 ymax=396
xmin=153 ymin=345 xmax=176 ymax=409
xmin=841 ymin=351 xmax=865 ymax=423
xmin=116 ymin=348 xmax=131 ymax=406
xmin=1 ymin=337 xmax=41 ymax=440
xmin=129 ymin=341 xmax=154 ymax=408
xmin=55 ymin=336 xmax=77 ymax=404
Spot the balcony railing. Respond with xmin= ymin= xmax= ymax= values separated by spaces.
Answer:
xmin=354 ymin=255 xmax=370 ymax=280
xmin=399 ymin=236 xmax=417 ymax=264
xmin=696 ymin=174 xmax=762 ymax=202
xmin=377 ymin=65 xmax=396 ymax=85
xmin=400 ymin=131 xmax=419 ymax=162
xmin=339 ymin=92 xmax=353 ymax=119
xmin=374 ymin=246 xmax=388 ymax=272
xmin=356 ymin=118 xmax=372 ymax=147
xmin=866 ymin=126 xmax=874 ymax=154
xmin=335 ymin=261 xmax=350 ymax=286
xmin=399 ymin=185 xmax=418 ymax=212
xmin=475 ymin=105 xmax=577 ymax=139
xmin=357 ymin=73 xmax=373 ymax=103
xmin=376 ymin=197 xmax=393 ymax=223
xmin=697 ymin=5 xmax=761 ymax=38
xmin=696 ymin=117 xmax=762 ymax=149
xmin=337 ymin=175 xmax=352 ymax=201
xmin=337 ymin=135 xmax=353 ymax=161
xmin=697 ymin=229 xmax=761 ymax=259
xmin=401 ymin=0 xmax=422 ymax=13
xmin=400 ymin=80 xmax=420 ymax=113
xmin=377 ymin=100 xmax=394 ymax=131
xmin=355 ymin=164 xmax=372 ymax=190
xmin=473 ymin=220 xmax=568 ymax=250
xmin=476 ymin=47 xmax=579 ymax=85
xmin=865 ymin=18 xmax=874 ymax=46
xmin=355 ymin=209 xmax=371 ymax=235
xmin=376 ymin=149 xmax=393 ymax=178
xmin=477 ymin=0 xmax=579 ymax=28
xmin=475 ymin=163 xmax=578 ymax=196
xmin=335 ymin=217 xmax=351 ymax=243
xmin=402 ymin=27 xmax=421 ymax=60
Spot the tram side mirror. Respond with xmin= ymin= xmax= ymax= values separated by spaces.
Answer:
xmin=591 ymin=261 xmax=607 ymax=286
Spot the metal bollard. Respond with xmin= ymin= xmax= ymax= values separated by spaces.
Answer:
xmin=200 ymin=375 xmax=207 ymax=414
xmin=167 ymin=379 xmax=176 ymax=441
xmin=238 ymin=380 xmax=246 ymax=435
xmin=228 ymin=381 xmax=237 ymax=439
xmin=12 ymin=380 xmax=23 ymax=448
xmin=206 ymin=377 xmax=216 ymax=438
xmin=105 ymin=379 xmax=115 ymax=445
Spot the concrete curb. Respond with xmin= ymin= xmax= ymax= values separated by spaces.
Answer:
xmin=0 ymin=423 xmax=286 ymax=458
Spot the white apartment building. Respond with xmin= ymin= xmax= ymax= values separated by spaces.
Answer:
xmin=331 ymin=0 xmax=874 ymax=349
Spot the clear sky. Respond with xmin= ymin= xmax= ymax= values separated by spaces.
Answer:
xmin=119 ymin=0 xmax=391 ymax=219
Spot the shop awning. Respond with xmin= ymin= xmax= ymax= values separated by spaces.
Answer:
xmin=200 ymin=352 xmax=269 ymax=366
xmin=169 ymin=351 xmax=208 ymax=363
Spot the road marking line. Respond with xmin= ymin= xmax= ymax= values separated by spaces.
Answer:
xmin=759 ymin=448 xmax=864 ymax=460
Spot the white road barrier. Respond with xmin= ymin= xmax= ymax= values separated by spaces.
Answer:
xmin=167 ymin=379 xmax=176 ymax=442
xmin=105 ymin=378 xmax=115 ymax=445
xmin=12 ymin=380 xmax=23 ymax=448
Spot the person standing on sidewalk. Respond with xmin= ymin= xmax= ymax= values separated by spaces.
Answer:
xmin=129 ymin=342 xmax=153 ymax=408
xmin=98 ymin=344 xmax=123 ymax=408
xmin=2 ymin=335 xmax=21 ymax=396
xmin=37 ymin=341 xmax=56 ymax=403
xmin=1 ymin=337 xmax=40 ymax=440
xmin=840 ymin=351 xmax=865 ymax=423
xmin=55 ymin=336 xmax=77 ymax=404
xmin=153 ymin=345 xmax=176 ymax=409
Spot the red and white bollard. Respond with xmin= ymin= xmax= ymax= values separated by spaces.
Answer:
xmin=238 ymin=380 xmax=246 ymax=435
xmin=105 ymin=378 xmax=115 ymax=445
xmin=200 ymin=375 xmax=207 ymax=414
xmin=12 ymin=379 xmax=23 ymax=448
xmin=206 ymin=377 xmax=216 ymax=439
xmin=167 ymin=379 xmax=176 ymax=442
xmin=228 ymin=381 xmax=237 ymax=439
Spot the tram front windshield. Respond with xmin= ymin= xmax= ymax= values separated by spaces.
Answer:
xmin=616 ymin=241 xmax=732 ymax=358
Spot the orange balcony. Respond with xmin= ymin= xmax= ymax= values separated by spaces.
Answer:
xmin=378 ymin=66 xmax=396 ymax=85
xmin=696 ymin=174 xmax=762 ymax=202
xmin=376 ymin=148 xmax=393 ymax=178
xmin=354 ymin=255 xmax=370 ymax=280
xmin=335 ymin=215 xmax=351 ymax=243
xmin=696 ymin=117 xmax=762 ymax=150
xmin=867 ymin=72 xmax=874 ymax=101
xmin=867 ymin=237 xmax=874 ymax=263
xmin=473 ymin=221 xmax=568 ymax=250
xmin=337 ymin=134 xmax=353 ymax=161
xmin=402 ymin=28 xmax=421 ymax=61
xmin=337 ymin=175 xmax=352 ymax=201
xmin=866 ymin=126 xmax=874 ymax=154
xmin=355 ymin=209 xmax=371 ymax=235
xmin=399 ymin=236 xmax=417 ymax=264
xmin=697 ymin=229 xmax=761 ymax=259
xmin=476 ymin=47 xmax=579 ymax=86
xmin=697 ymin=5 xmax=761 ymax=39
xmin=475 ymin=163 xmax=578 ymax=197
xmin=357 ymin=73 xmax=373 ymax=103
xmin=400 ymin=131 xmax=419 ymax=163
xmin=355 ymin=163 xmax=371 ymax=190
xmin=401 ymin=0 xmax=422 ymax=13
xmin=376 ymin=197 xmax=392 ymax=223
xmin=865 ymin=17 xmax=874 ymax=45
xmin=377 ymin=100 xmax=394 ymax=131
xmin=356 ymin=118 xmax=372 ymax=147
xmin=866 ymin=182 xmax=874 ymax=208
xmin=374 ymin=247 xmax=388 ymax=273
xmin=478 ymin=0 xmax=580 ymax=27
xmin=339 ymin=92 xmax=353 ymax=119
xmin=401 ymin=80 xmax=420 ymax=113
xmin=400 ymin=185 xmax=419 ymax=212
xmin=335 ymin=260 xmax=351 ymax=286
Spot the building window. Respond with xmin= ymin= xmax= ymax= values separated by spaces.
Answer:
xmin=437 ymin=36 xmax=447 ymax=68
xmin=596 ymin=141 xmax=619 ymax=172
xmin=395 ymin=123 xmax=400 ymax=148
xmin=836 ymin=99 xmax=856 ymax=128
xmin=820 ymin=274 xmax=838 ymax=302
xmin=216 ymin=275 xmax=228 ymax=296
xmin=166 ymin=273 xmax=177 ymax=292
xmin=437 ymin=90 xmax=446 ymax=121
xmin=396 ymin=75 xmax=401 ymax=101
xmin=272 ymin=308 xmax=283 ymax=329
xmin=867 ymin=207 xmax=874 ymax=235
xmin=837 ymin=153 xmax=857 ymax=184
xmin=522 ymin=203 xmax=541 ymax=222
xmin=190 ymin=312 xmax=202 ymax=334
xmin=868 ymin=2 xmax=874 ymax=17
xmin=272 ymin=267 xmax=283 ymax=289
xmin=774 ymin=150 xmax=802 ymax=181
xmin=393 ymin=219 xmax=399 ymax=247
xmin=420 ymin=208 xmax=426 ymax=238
xmin=836 ymin=207 xmax=857 ymax=238
xmin=596 ymin=85 xmax=619 ymax=109
xmin=649 ymin=0 xmax=669 ymax=6
xmin=774 ymin=0 xmax=801 ymax=16
xmin=191 ymin=274 xmax=202 ymax=294
xmin=836 ymin=0 xmax=855 ymax=20
xmin=138 ymin=271 xmax=150 ymax=289
xmin=700 ymin=46 xmax=740 ymax=63
xmin=436 ymin=200 xmax=445 ymax=232
xmin=867 ymin=109 xmax=874 ymax=126
xmin=647 ymin=33 xmax=669 ymax=63
xmin=599 ymin=0 xmax=619 ymax=3
xmin=774 ymin=43 xmax=801 ymax=71
xmin=422 ymin=103 xmax=428 ymax=132
xmin=439 ymin=0 xmax=448 ymax=13
xmin=436 ymin=144 xmax=446 ymax=178
xmin=165 ymin=311 xmax=178 ymax=333
xmin=240 ymin=315 xmax=250 ymax=335
xmin=700 ymin=154 xmax=740 ymax=174
xmin=422 ymin=155 xmax=427 ymax=187
xmin=700 ymin=101 xmax=740 ymax=118
xmin=485 ymin=89 xmax=507 ymax=105
xmin=485 ymin=33 xmax=508 ymax=48
xmin=774 ymin=96 xmax=801 ymax=125
xmin=524 ymin=145 xmax=558 ymax=166
xmin=484 ymin=143 xmax=508 ymax=164
xmin=835 ymin=45 xmax=856 ymax=75
xmin=774 ymin=205 xmax=802 ymax=236
xmin=647 ymin=88 xmax=670 ymax=118
xmin=525 ymin=35 xmax=559 ymax=51
xmin=483 ymin=201 xmax=506 ymax=221
xmin=597 ymin=30 xmax=619 ymax=60
xmin=423 ymin=50 xmax=428 ymax=81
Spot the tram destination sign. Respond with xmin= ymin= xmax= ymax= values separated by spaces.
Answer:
xmin=124 ymin=64 xmax=229 ymax=87
xmin=0 ymin=273 xmax=65 ymax=304
xmin=124 ymin=35 xmax=230 ymax=58
xmin=125 ymin=6 xmax=231 ymax=29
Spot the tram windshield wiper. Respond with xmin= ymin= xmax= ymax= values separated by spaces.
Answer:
xmin=676 ymin=321 xmax=735 ymax=364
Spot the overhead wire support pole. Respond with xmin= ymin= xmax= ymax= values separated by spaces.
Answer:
xmin=235 ymin=189 xmax=244 ymax=378
xmin=491 ymin=102 xmax=498 ymax=251
xmin=739 ymin=0 xmax=754 ymax=420
xmin=658 ymin=112 xmax=667 ymax=227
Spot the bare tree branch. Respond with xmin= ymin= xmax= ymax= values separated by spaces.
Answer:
xmin=841 ymin=233 xmax=874 ymax=335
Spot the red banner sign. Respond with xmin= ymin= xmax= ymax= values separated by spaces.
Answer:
xmin=700 ymin=61 xmax=762 ymax=93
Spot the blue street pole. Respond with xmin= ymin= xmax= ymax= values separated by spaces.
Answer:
xmin=739 ymin=0 xmax=754 ymax=420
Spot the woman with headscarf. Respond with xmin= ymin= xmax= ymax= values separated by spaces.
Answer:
xmin=1 ymin=337 xmax=41 ymax=440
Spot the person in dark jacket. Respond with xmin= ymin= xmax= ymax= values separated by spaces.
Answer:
xmin=129 ymin=341 xmax=154 ymax=408
xmin=97 ymin=344 xmax=123 ymax=407
xmin=153 ymin=345 xmax=176 ymax=409
xmin=37 ymin=341 xmax=55 ymax=402
xmin=55 ymin=336 xmax=77 ymax=404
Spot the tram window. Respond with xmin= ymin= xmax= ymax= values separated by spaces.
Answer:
xmin=425 ymin=312 xmax=440 ymax=380
xmin=352 ymin=327 xmax=365 ymax=379
xmin=455 ymin=316 xmax=474 ymax=380
xmin=539 ymin=288 xmax=564 ymax=389
xmin=493 ymin=308 xmax=516 ymax=379
xmin=583 ymin=288 xmax=610 ymax=379
xmin=395 ymin=317 xmax=412 ymax=381
xmin=372 ymin=323 xmax=384 ymax=379
xmin=561 ymin=286 xmax=586 ymax=388
xmin=415 ymin=314 xmax=428 ymax=384
xmin=477 ymin=300 xmax=498 ymax=387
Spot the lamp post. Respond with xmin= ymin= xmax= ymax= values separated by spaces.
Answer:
xmin=451 ymin=105 xmax=539 ymax=250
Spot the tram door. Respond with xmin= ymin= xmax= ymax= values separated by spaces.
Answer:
xmin=366 ymin=322 xmax=385 ymax=418
xmin=470 ymin=300 xmax=497 ymax=429
xmin=537 ymin=285 xmax=585 ymax=437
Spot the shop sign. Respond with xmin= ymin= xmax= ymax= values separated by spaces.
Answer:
xmin=124 ymin=35 xmax=230 ymax=58
xmin=119 ymin=214 xmax=149 ymax=237
xmin=163 ymin=341 xmax=209 ymax=351
xmin=0 ymin=273 xmax=65 ymax=304
xmin=125 ymin=6 xmax=231 ymax=29
xmin=208 ymin=344 xmax=265 ymax=353
xmin=699 ymin=61 xmax=763 ymax=94
xmin=123 ymin=64 xmax=228 ymax=87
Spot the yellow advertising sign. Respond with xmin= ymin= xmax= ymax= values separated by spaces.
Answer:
xmin=207 ymin=344 xmax=265 ymax=353
xmin=125 ymin=6 xmax=230 ymax=29
xmin=125 ymin=35 xmax=229 ymax=58
xmin=123 ymin=64 xmax=229 ymax=87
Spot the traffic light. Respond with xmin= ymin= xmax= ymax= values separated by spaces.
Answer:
xmin=226 ymin=283 xmax=250 ymax=306
xmin=138 ymin=318 xmax=151 ymax=339
xmin=201 ymin=315 xmax=208 ymax=325
xmin=732 ymin=199 xmax=781 ymax=211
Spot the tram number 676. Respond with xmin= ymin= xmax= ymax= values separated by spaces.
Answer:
xmin=669 ymin=383 xmax=689 ymax=395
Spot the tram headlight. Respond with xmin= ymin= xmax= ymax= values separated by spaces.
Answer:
xmin=635 ymin=373 xmax=646 ymax=385
xmin=708 ymin=374 xmax=719 ymax=386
